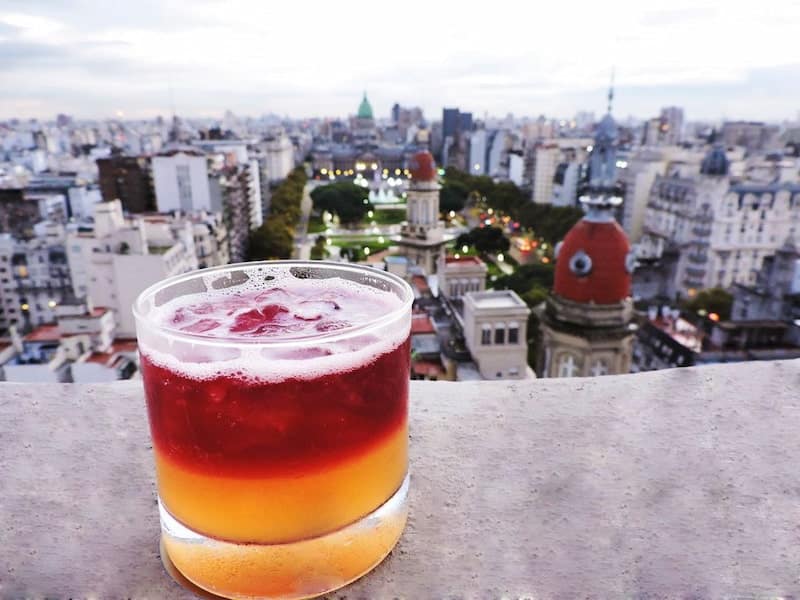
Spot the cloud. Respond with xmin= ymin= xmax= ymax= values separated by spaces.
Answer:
xmin=0 ymin=1 xmax=798 ymax=121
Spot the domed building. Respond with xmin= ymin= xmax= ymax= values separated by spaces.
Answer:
xmin=538 ymin=92 xmax=636 ymax=378
xmin=396 ymin=150 xmax=446 ymax=275
xmin=353 ymin=92 xmax=378 ymax=150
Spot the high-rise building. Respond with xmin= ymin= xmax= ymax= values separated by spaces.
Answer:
xmin=468 ymin=129 xmax=488 ymax=175
xmin=0 ymin=189 xmax=51 ymax=238
xmin=0 ymin=222 xmax=71 ymax=331
xmin=263 ymin=129 xmax=296 ymax=182
xmin=531 ymin=143 xmax=560 ymax=204
xmin=96 ymin=155 xmax=155 ymax=213
xmin=66 ymin=200 xmax=198 ymax=337
xmin=659 ymin=106 xmax=684 ymax=145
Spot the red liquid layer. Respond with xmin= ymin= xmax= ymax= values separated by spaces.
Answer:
xmin=141 ymin=338 xmax=410 ymax=478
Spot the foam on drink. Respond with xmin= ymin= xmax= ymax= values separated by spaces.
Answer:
xmin=138 ymin=274 xmax=409 ymax=383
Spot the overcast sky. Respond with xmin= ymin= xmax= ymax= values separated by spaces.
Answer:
xmin=1 ymin=0 xmax=799 ymax=123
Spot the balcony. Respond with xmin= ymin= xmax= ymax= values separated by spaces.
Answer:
xmin=687 ymin=252 xmax=708 ymax=264
xmin=3 ymin=359 xmax=800 ymax=597
xmin=692 ymin=224 xmax=712 ymax=237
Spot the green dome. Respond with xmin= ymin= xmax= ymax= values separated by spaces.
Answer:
xmin=357 ymin=92 xmax=373 ymax=120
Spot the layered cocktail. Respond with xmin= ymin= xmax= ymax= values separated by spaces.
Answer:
xmin=134 ymin=262 xmax=412 ymax=599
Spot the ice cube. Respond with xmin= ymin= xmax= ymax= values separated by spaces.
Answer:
xmin=180 ymin=319 xmax=221 ymax=334
xmin=293 ymin=300 xmax=340 ymax=321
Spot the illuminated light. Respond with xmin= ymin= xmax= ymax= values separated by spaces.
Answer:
xmin=326 ymin=238 xmax=332 ymax=246
xmin=363 ymin=199 xmax=369 ymax=204
xmin=378 ymin=236 xmax=385 ymax=243
xmin=587 ymin=145 xmax=593 ymax=152
xmin=688 ymin=288 xmax=697 ymax=298
xmin=497 ymin=253 xmax=504 ymax=262
xmin=473 ymin=163 xmax=481 ymax=171
xmin=487 ymin=208 xmax=494 ymax=215
xmin=541 ymin=243 xmax=548 ymax=250
xmin=363 ymin=247 xmax=371 ymax=256
xmin=48 ymin=300 xmax=57 ymax=308
xmin=383 ymin=168 xmax=389 ymax=174
xmin=616 ymin=160 xmax=628 ymax=168
xmin=484 ymin=219 xmax=492 ymax=225
xmin=454 ymin=253 xmax=461 ymax=259
xmin=403 ymin=169 xmax=410 ymax=175
xmin=462 ymin=245 xmax=469 ymax=253
xmin=437 ymin=168 xmax=445 ymax=176
xmin=335 ymin=169 xmax=341 ymax=175
xmin=21 ymin=303 xmax=29 ymax=311
xmin=328 ymin=174 xmax=334 ymax=180
xmin=395 ymin=168 xmax=401 ymax=175
xmin=367 ymin=210 xmax=374 ymax=218
xmin=370 ymin=162 xmax=378 ymax=170
xmin=541 ymin=256 xmax=551 ymax=264
xmin=709 ymin=312 xmax=720 ymax=322
xmin=320 ymin=168 xmax=328 ymax=175
xmin=449 ymin=210 xmax=456 ymax=218
xmin=356 ymin=162 xmax=366 ymax=171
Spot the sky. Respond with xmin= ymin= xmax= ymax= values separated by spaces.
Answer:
xmin=1 ymin=0 xmax=799 ymax=123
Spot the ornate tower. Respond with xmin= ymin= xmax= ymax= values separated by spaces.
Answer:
xmin=397 ymin=151 xmax=446 ymax=275
xmin=538 ymin=87 xmax=635 ymax=378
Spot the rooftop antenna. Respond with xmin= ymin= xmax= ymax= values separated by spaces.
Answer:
xmin=607 ymin=67 xmax=615 ymax=114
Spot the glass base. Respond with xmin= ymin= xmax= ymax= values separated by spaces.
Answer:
xmin=159 ymin=473 xmax=409 ymax=600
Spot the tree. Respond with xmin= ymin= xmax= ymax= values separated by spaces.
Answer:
xmin=310 ymin=182 xmax=371 ymax=225
xmin=493 ymin=263 xmax=555 ymax=297
xmin=684 ymin=287 xmax=733 ymax=320
xmin=310 ymin=235 xmax=330 ymax=260
xmin=439 ymin=180 xmax=469 ymax=214
xmin=517 ymin=203 xmax=584 ymax=245
xmin=248 ymin=216 xmax=294 ymax=260
xmin=456 ymin=226 xmax=510 ymax=255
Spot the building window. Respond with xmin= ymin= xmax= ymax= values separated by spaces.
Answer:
xmin=481 ymin=325 xmax=491 ymax=345
xmin=557 ymin=354 xmax=578 ymax=378
xmin=508 ymin=322 xmax=519 ymax=344
xmin=176 ymin=165 xmax=193 ymax=210
xmin=494 ymin=323 xmax=506 ymax=344
xmin=508 ymin=367 xmax=519 ymax=377
xmin=590 ymin=360 xmax=609 ymax=377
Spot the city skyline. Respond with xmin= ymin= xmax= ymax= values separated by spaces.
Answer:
xmin=1 ymin=0 xmax=799 ymax=122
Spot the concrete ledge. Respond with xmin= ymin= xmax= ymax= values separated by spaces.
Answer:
xmin=2 ymin=360 xmax=800 ymax=597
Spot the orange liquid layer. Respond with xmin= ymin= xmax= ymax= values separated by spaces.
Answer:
xmin=163 ymin=495 xmax=408 ymax=599
xmin=156 ymin=422 xmax=408 ymax=544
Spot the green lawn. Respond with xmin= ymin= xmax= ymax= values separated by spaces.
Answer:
xmin=307 ymin=214 xmax=327 ymax=234
xmin=331 ymin=238 xmax=394 ymax=262
xmin=369 ymin=208 xmax=406 ymax=225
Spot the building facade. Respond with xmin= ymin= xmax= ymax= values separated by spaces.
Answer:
xmin=397 ymin=151 xmax=446 ymax=275
xmin=463 ymin=290 xmax=531 ymax=380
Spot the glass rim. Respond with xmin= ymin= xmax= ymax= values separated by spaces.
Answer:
xmin=132 ymin=260 xmax=415 ymax=348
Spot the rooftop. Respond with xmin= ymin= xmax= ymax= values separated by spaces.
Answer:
xmin=23 ymin=324 xmax=61 ymax=342
xmin=444 ymin=255 xmax=485 ymax=266
xmin=468 ymin=290 xmax=527 ymax=310
xmin=4 ymin=360 xmax=800 ymax=596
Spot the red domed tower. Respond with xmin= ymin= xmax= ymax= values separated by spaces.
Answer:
xmin=538 ymin=85 xmax=636 ymax=378
xmin=397 ymin=150 xmax=446 ymax=275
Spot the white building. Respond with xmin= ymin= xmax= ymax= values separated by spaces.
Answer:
xmin=263 ymin=130 xmax=295 ymax=182
xmin=508 ymin=153 xmax=525 ymax=187
xmin=0 ymin=222 xmax=71 ymax=331
xmin=531 ymin=144 xmax=560 ymax=204
xmin=468 ymin=129 xmax=488 ymax=176
xmin=639 ymin=146 xmax=800 ymax=296
xmin=551 ymin=162 xmax=581 ymax=207
xmin=462 ymin=290 xmax=531 ymax=380
xmin=66 ymin=200 xmax=198 ymax=337
xmin=438 ymin=256 xmax=487 ymax=300
xmin=152 ymin=150 xmax=212 ymax=213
